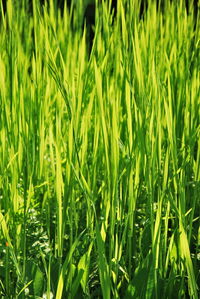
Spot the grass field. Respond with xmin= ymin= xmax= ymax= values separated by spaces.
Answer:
xmin=0 ymin=0 xmax=199 ymax=298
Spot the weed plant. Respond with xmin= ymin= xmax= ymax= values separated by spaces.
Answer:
xmin=0 ymin=0 xmax=199 ymax=298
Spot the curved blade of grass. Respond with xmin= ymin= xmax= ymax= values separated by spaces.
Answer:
xmin=55 ymin=230 xmax=85 ymax=299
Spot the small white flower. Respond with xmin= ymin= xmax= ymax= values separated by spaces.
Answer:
xmin=42 ymin=292 xmax=54 ymax=299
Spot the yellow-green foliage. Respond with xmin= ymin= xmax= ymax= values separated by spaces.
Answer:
xmin=0 ymin=0 xmax=199 ymax=298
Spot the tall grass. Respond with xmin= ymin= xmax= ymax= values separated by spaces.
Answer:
xmin=0 ymin=0 xmax=199 ymax=298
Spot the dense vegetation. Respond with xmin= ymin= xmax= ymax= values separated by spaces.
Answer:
xmin=0 ymin=0 xmax=199 ymax=298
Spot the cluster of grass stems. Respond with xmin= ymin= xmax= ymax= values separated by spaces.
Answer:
xmin=0 ymin=0 xmax=199 ymax=298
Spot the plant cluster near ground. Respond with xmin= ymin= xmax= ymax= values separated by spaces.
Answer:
xmin=0 ymin=0 xmax=199 ymax=298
